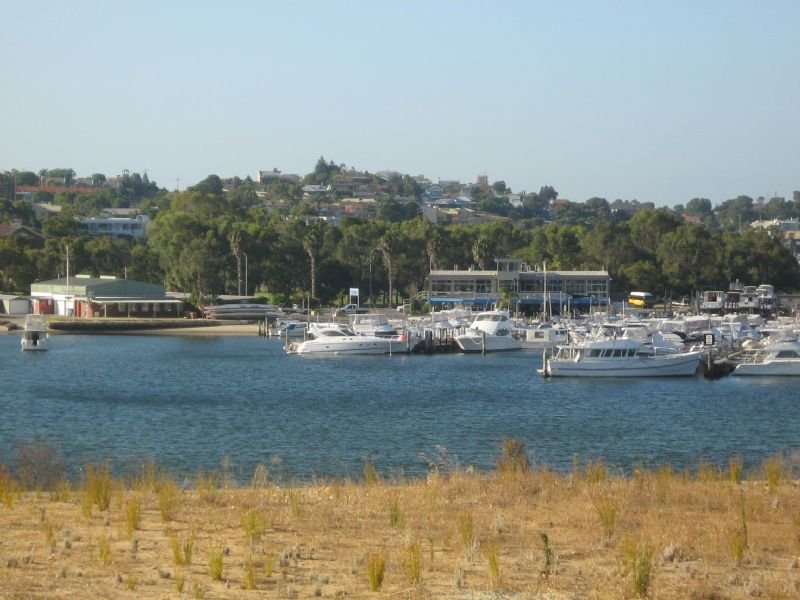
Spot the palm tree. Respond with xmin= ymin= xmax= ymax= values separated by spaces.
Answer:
xmin=303 ymin=222 xmax=325 ymax=301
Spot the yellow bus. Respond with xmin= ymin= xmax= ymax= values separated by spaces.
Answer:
xmin=628 ymin=291 xmax=654 ymax=308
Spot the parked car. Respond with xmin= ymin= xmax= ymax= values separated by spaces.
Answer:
xmin=335 ymin=304 xmax=369 ymax=316
xmin=282 ymin=304 xmax=309 ymax=315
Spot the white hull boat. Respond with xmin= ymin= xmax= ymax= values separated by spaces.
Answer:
xmin=285 ymin=326 xmax=409 ymax=355
xmin=21 ymin=314 xmax=48 ymax=351
xmin=733 ymin=339 xmax=800 ymax=376
xmin=454 ymin=310 xmax=521 ymax=353
xmin=541 ymin=337 xmax=701 ymax=377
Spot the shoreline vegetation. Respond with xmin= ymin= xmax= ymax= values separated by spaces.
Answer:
xmin=1 ymin=442 xmax=799 ymax=598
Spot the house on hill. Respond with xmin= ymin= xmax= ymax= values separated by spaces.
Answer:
xmin=0 ymin=223 xmax=46 ymax=249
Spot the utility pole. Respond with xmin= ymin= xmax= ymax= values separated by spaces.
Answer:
xmin=175 ymin=178 xmax=181 ymax=192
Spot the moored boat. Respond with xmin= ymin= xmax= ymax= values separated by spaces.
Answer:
xmin=285 ymin=326 xmax=409 ymax=356
xmin=20 ymin=314 xmax=48 ymax=351
xmin=454 ymin=310 xmax=521 ymax=353
xmin=541 ymin=336 xmax=702 ymax=377
xmin=733 ymin=335 xmax=800 ymax=376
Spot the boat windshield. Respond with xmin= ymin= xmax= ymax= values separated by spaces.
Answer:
xmin=319 ymin=330 xmax=348 ymax=337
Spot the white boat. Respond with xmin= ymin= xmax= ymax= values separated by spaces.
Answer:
xmin=540 ymin=336 xmax=702 ymax=377
xmin=349 ymin=313 xmax=398 ymax=337
xmin=733 ymin=336 xmax=800 ymax=376
xmin=285 ymin=326 xmax=409 ymax=355
xmin=454 ymin=310 xmax=522 ymax=353
xmin=514 ymin=323 xmax=571 ymax=352
xmin=21 ymin=314 xmax=48 ymax=351
xmin=270 ymin=320 xmax=308 ymax=339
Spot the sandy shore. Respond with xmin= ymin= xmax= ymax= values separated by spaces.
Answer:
xmin=1 ymin=316 xmax=264 ymax=337
xmin=131 ymin=322 xmax=261 ymax=336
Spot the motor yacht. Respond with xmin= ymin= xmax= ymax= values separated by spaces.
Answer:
xmin=454 ymin=310 xmax=522 ymax=353
xmin=733 ymin=334 xmax=800 ymax=376
xmin=285 ymin=326 xmax=409 ymax=356
xmin=540 ymin=336 xmax=702 ymax=377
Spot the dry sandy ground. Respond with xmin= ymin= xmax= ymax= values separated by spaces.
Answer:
xmin=1 ymin=465 xmax=799 ymax=599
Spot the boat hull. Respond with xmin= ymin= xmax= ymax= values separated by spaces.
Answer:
xmin=455 ymin=333 xmax=521 ymax=353
xmin=733 ymin=361 xmax=800 ymax=376
xmin=21 ymin=338 xmax=48 ymax=351
xmin=287 ymin=336 xmax=408 ymax=356
xmin=544 ymin=351 xmax=702 ymax=377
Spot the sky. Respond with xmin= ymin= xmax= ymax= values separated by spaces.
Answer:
xmin=2 ymin=0 xmax=798 ymax=207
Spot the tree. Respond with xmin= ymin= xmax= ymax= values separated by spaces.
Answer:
xmin=302 ymin=222 xmax=326 ymax=301
xmin=190 ymin=174 xmax=224 ymax=196
xmin=46 ymin=168 xmax=76 ymax=187
xmin=15 ymin=171 xmax=39 ymax=186
xmin=656 ymin=223 xmax=719 ymax=293
xmin=714 ymin=196 xmax=755 ymax=232
xmin=379 ymin=226 xmax=403 ymax=306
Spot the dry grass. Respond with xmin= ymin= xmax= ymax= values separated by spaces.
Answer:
xmin=0 ymin=457 xmax=799 ymax=598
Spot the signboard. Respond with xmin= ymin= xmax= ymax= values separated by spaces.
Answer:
xmin=704 ymin=333 xmax=715 ymax=346
xmin=349 ymin=288 xmax=359 ymax=297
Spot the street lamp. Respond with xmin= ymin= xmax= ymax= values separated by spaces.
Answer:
xmin=243 ymin=252 xmax=248 ymax=297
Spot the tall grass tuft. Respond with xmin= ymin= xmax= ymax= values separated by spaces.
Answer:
xmin=157 ymin=475 xmax=180 ymax=522
xmin=621 ymin=538 xmax=653 ymax=597
xmin=388 ymin=493 xmax=402 ymax=528
xmin=696 ymin=459 xmax=720 ymax=483
xmin=730 ymin=489 xmax=748 ymax=565
xmin=263 ymin=552 xmax=274 ymax=577
xmin=98 ymin=534 xmax=112 ymax=566
xmin=241 ymin=509 xmax=269 ymax=546
xmin=540 ymin=532 xmax=554 ymax=577
xmin=125 ymin=498 xmax=142 ymax=538
xmin=584 ymin=459 xmax=608 ymax=484
xmin=403 ymin=540 xmax=422 ymax=584
xmin=244 ymin=555 xmax=257 ymax=590
xmin=458 ymin=510 xmax=475 ymax=550
xmin=763 ymin=454 xmax=783 ymax=493
xmin=170 ymin=532 xmax=194 ymax=566
xmin=0 ymin=465 xmax=20 ymax=507
xmin=208 ymin=545 xmax=224 ymax=581
xmin=196 ymin=471 xmax=219 ymax=504
xmin=485 ymin=543 xmax=500 ymax=588
xmin=593 ymin=493 xmax=617 ymax=542
xmin=363 ymin=458 xmax=378 ymax=485
xmin=175 ymin=570 xmax=186 ymax=594
xmin=367 ymin=551 xmax=386 ymax=591
xmin=728 ymin=456 xmax=744 ymax=484
xmin=496 ymin=437 xmax=531 ymax=477
xmin=84 ymin=462 xmax=112 ymax=512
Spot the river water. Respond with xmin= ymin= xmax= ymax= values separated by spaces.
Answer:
xmin=2 ymin=334 xmax=798 ymax=482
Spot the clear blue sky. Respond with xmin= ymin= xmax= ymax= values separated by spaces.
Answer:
xmin=2 ymin=1 xmax=798 ymax=206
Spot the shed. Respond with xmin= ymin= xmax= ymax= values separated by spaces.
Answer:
xmin=0 ymin=295 xmax=32 ymax=315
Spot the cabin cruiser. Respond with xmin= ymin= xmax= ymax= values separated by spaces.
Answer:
xmin=513 ymin=323 xmax=571 ymax=352
xmin=454 ymin=310 xmax=522 ymax=353
xmin=540 ymin=336 xmax=702 ymax=377
xmin=733 ymin=332 xmax=800 ymax=376
xmin=271 ymin=320 xmax=308 ymax=339
xmin=349 ymin=313 xmax=398 ymax=337
xmin=21 ymin=314 xmax=48 ymax=351
xmin=284 ymin=326 xmax=409 ymax=356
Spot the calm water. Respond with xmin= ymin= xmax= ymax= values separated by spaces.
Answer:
xmin=2 ymin=333 xmax=799 ymax=482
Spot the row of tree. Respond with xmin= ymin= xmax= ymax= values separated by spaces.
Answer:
xmin=2 ymin=183 xmax=799 ymax=306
